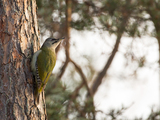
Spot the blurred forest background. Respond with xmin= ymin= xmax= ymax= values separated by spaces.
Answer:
xmin=36 ymin=0 xmax=160 ymax=120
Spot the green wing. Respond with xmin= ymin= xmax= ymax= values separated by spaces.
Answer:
xmin=37 ymin=50 xmax=56 ymax=92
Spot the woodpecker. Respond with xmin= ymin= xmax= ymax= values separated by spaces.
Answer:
xmin=31 ymin=37 xmax=64 ymax=104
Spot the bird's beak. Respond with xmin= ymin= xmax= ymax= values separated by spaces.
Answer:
xmin=51 ymin=37 xmax=65 ymax=43
xmin=58 ymin=37 xmax=65 ymax=42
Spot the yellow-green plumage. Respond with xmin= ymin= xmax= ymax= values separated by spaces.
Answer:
xmin=34 ymin=48 xmax=56 ymax=104
xmin=37 ymin=47 xmax=56 ymax=92
xmin=37 ymin=48 xmax=56 ymax=92
xmin=31 ymin=37 xmax=64 ymax=105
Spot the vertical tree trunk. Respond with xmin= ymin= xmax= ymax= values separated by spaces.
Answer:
xmin=65 ymin=0 xmax=71 ymax=61
xmin=0 ymin=0 xmax=46 ymax=119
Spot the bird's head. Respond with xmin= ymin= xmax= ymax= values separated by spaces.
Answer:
xmin=41 ymin=37 xmax=64 ymax=50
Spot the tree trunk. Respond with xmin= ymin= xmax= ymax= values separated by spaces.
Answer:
xmin=0 ymin=0 xmax=47 ymax=119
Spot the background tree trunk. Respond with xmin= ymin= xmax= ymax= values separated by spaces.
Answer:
xmin=0 ymin=0 xmax=46 ymax=119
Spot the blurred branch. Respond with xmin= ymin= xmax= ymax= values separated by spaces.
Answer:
xmin=83 ymin=0 xmax=98 ymax=13
xmin=52 ymin=0 xmax=72 ymax=85
xmin=74 ymin=0 xmax=97 ymax=10
xmin=90 ymin=13 xmax=131 ymax=95
xmin=53 ymin=0 xmax=93 ymax=102
xmin=90 ymin=31 xmax=122 ymax=95
xmin=70 ymin=59 xmax=95 ymax=119
xmin=147 ymin=109 xmax=160 ymax=120
xmin=54 ymin=0 xmax=93 ymax=99
xmin=70 ymin=59 xmax=93 ymax=97
xmin=57 ymin=58 xmax=69 ymax=79
xmin=71 ymin=82 xmax=84 ymax=100
xmin=146 ymin=1 xmax=160 ymax=99
xmin=130 ymin=15 xmax=151 ymax=21
xmin=96 ymin=104 xmax=133 ymax=119
xmin=66 ymin=82 xmax=84 ymax=117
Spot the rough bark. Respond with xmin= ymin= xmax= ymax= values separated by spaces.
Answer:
xmin=0 ymin=0 xmax=46 ymax=119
